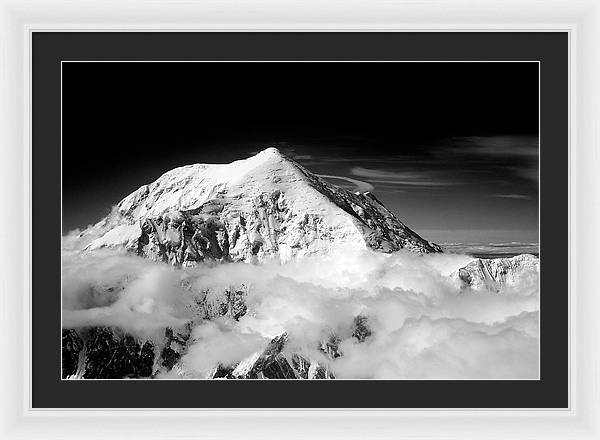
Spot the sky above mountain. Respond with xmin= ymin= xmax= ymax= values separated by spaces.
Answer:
xmin=62 ymin=62 xmax=538 ymax=244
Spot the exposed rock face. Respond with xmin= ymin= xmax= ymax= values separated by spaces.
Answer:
xmin=63 ymin=309 xmax=372 ymax=380
xmin=159 ymin=327 xmax=190 ymax=372
xmin=62 ymin=327 xmax=157 ymax=379
xmin=62 ymin=329 xmax=84 ymax=378
xmin=352 ymin=315 xmax=372 ymax=343
xmin=456 ymin=254 xmax=540 ymax=292
xmin=62 ymin=326 xmax=343 ymax=380
xmin=188 ymin=285 xmax=249 ymax=321
xmin=230 ymin=334 xmax=295 ymax=379
xmin=61 ymin=256 xmax=382 ymax=380
xmin=62 ymin=282 xmax=254 ymax=379
xmin=80 ymin=147 xmax=440 ymax=265
xmin=228 ymin=333 xmax=336 ymax=380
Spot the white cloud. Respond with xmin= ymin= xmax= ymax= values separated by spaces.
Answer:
xmin=62 ymin=246 xmax=539 ymax=379
xmin=444 ymin=136 xmax=539 ymax=184
xmin=334 ymin=312 xmax=539 ymax=379
xmin=180 ymin=320 xmax=267 ymax=378
xmin=62 ymin=250 xmax=194 ymax=339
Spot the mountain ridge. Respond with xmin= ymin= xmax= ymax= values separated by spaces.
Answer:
xmin=455 ymin=253 xmax=539 ymax=292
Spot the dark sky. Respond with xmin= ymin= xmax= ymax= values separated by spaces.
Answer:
xmin=62 ymin=62 xmax=539 ymax=243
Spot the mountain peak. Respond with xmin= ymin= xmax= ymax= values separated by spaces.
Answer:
xmin=255 ymin=146 xmax=285 ymax=159
xmin=83 ymin=148 xmax=442 ymax=262
xmin=246 ymin=147 xmax=298 ymax=169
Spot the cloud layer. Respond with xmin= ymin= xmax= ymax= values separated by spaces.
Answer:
xmin=62 ymin=245 xmax=539 ymax=379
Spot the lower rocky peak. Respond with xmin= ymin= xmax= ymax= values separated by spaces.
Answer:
xmin=62 ymin=314 xmax=374 ymax=379
xmin=455 ymin=253 xmax=540 ymax=292
xmin=62 ymin=327 xmax=160 ymax=379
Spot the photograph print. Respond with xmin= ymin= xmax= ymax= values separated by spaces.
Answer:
xmin=61 ymin=61 xmax=540 ymax=380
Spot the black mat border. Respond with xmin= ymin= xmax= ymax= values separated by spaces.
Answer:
xmin=32 ymin=32 xmax=568 ymax=408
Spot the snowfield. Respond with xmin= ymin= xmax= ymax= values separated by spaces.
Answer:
xmin=62 ymin=148 xmax=539 ymax=380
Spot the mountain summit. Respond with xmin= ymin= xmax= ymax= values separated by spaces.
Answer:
xmin=81 ymin=147 xmax=441 ymax=265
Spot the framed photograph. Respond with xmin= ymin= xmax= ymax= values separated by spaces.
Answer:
xmin=47 ymin=32 xmax=564 ymax=405
xmin=1 ymin=1 xmax=598 ymax=439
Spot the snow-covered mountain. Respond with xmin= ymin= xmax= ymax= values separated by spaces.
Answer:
xmin=62 ymin=148 xmax=540 ymax=380
xmin=455 ymin=254 xmax=539 ymax=292
xmin=79 ymin=147 xmax=441 ymax=264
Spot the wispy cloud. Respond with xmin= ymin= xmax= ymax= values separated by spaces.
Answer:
xmin=318 ymin=174 xmax=374 ymax=193
xmin=350 ymin=168 xmax=421 ymax=180
xmin=512 ymin=167 xmax=538 ymax=183
xmin=364 ymin=179 xmax=450 ymax=187
xmin=350 ymin=167 xmax=460 ymax=188
xmin=251 ymin=135 xmax=538 ymax=199
xmin=377 ymin=189 xmax=406 ymax=194
xmin=492 ymin=194 xmax=533 ymax=200
xmin=440 ymin=135 xmax=539 ymax=184
xmin=277 ymin=146 xmax=314 ymax=162
xmin=452 ymin=136 xmax=538 ymax=158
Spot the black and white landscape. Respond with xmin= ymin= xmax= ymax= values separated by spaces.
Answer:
xmin=62 ymin=62 xmax=539 ymax=379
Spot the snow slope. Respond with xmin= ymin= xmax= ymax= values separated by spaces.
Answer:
xmin=81 ymin=147 xmax=441 ymax=265
xmin=455 ymin=254 xmax=540 ymax=292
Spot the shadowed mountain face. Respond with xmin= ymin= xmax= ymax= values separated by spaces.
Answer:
xmin=76 ymin=147 xmax=441 ymax=266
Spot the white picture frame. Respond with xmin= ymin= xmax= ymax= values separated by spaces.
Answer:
xmin=1 ymin=0 xmax=597 ymax=438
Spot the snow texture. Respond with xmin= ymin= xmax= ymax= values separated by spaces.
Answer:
xmin=82 ymin=147 xmax=441 ymax=265
xmin=455 ymin=254 xmax=540 ymax=292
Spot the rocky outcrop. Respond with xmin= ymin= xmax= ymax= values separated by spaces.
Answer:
xmin=189 ymin=285 xmax=249 ymax=321
xmin=62 ymin=314 xmax=374 ymax=379
xmin=455 ymin=254 xmax=539 ymax=292
xmin=62 ymin=327 xmax=157 ymax=379
xmin=62 ymin=329 xmax=85 ymax=378
xmin=352 ymin=315 xmax=372 ymax=342
xmin=159 ymin=327 xmax=190 ymax=372
xmin=62 ymin=282 xmax=253 ymax=379
xmin=228 ymin=333 xmax=336 ymax=380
